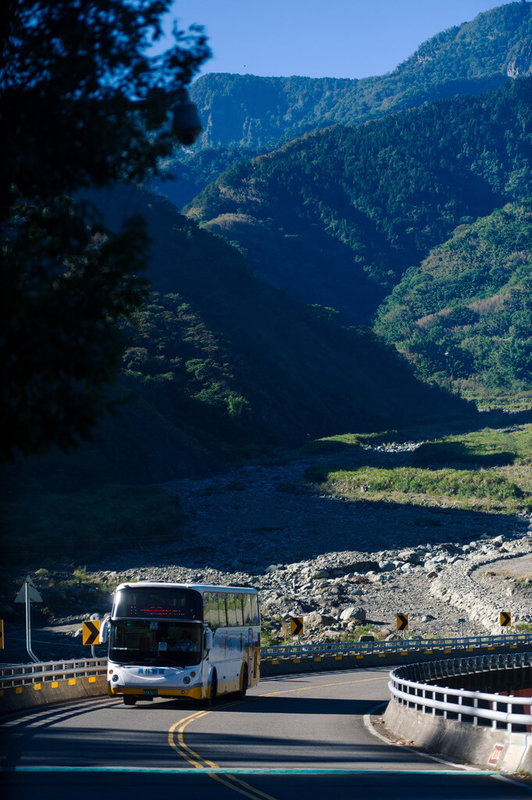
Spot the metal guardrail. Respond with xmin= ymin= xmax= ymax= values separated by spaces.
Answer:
xmin=1 ymin=633 xmax=531 ymax=691
xmin=261 ymin=632 xmax=532 ymax=661
xmin=388 ymin=652 xmax=532 ymax=733
xmin=0 ymin=659 xmax=107 ymax=689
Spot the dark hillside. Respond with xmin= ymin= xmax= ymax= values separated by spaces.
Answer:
xmin=10 ymin=185 xmax=471 ymax=490
xmin=107 ymin=187 xmax=471 ymax=449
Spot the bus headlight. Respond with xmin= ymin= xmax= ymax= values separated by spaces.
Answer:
xmin=183 ymin=676 xmax=191 ymax=684
xmin=112 ymin=674 xmax=119 ymax=682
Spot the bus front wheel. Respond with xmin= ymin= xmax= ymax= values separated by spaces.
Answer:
xmin=239 ymin=665 xmax=248 ymax=700
xmin=206 ymin=671 xmax=217 ymax=707
xmin=123 ymin=695 xmax=137 ymax=706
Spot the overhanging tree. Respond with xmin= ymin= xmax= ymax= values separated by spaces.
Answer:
xmin=0 ymin=0 xmax=210 ymax=458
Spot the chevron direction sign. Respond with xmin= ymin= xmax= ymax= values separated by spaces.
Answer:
xmin=500 ymin=611 xmax=511 ymax=627
xmin=396 ymin=613 xmax=409 ymax=631
xmin=290 ymin=616 xmax=304 ymax=637
xmin=82 ymin=619 xmax=101 ymax=646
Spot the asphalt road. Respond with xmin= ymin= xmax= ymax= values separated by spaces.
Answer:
xmin=1 ymin=668 xmax=531 ymax=799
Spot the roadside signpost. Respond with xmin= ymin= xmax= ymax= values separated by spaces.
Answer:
xmin=459 ymin=618 xmax=466 ymax=638
xmin=14 ymin=576 xmax=43 ymax=663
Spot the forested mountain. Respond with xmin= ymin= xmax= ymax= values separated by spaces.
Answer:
xmin=191 ymin=2 xmax=530 ymax=150
xmin=374 ymin=203 xmax=532 ymax=407
xmin=154 ymin=2 xmax=531 ymax=207
xmin=185 ymin=78 xmax=531 ymax=323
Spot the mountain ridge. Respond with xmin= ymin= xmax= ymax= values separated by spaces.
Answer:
xmin=153 ymin=2 xmax=531 ymax=209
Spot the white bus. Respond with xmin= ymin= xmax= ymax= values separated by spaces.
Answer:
xmin=106 ymin=581 xmax=261 ymax=705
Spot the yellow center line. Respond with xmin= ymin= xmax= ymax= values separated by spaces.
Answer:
xmin=168 ymin=674 xmax=389 ymax=800
xmin=258 ymin=675 xmax=389 ymax=698
xmin=169 ymin=709 xmax=277 ymax=800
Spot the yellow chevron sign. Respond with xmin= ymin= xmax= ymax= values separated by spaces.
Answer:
xmin=82 ymin=619 xmax=101 ymax=646
xmin=500 ymin=611 xmax=511 ymax=627
xmin=290 ymin=616 xmax=304 ymax=636
xmin=396 ymin=614 xmax=409 ymax=631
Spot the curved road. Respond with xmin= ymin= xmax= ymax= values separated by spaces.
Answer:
xmin=2 ymin=668 xmax=530 ymax=799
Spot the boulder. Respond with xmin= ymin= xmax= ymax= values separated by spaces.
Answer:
xmin=340 ymin=606 xmax=366 ymax=623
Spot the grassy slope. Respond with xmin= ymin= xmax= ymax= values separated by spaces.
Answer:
xmin=304 ymin=425 xmax=532 ymax=516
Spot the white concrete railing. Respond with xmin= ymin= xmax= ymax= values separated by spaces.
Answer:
xmin=261 ymin=632 xmax=532 ymax=661
xmin=388 ymin=651 xmax=532 ymax=733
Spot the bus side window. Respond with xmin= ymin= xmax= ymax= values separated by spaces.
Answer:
xmin=250 ymin=595 xmax=259 ymax=626
xmin=242 ymin=594 xmax=252 ymax=625
xmin=226 ymin=593 xmax=237 ymax=626
xmin=204 ymin=592 xmax=219 ymax=630
xmin=217 ymin=594 xmax=228 ymax=627
xmin=235 ymin=594 xmax=244 ymax=626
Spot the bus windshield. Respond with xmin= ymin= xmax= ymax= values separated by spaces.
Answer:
xmin=109 ymin=620 xmax=202 ymax=667
xmin=113 ymin=586 xmax=201 ymax=621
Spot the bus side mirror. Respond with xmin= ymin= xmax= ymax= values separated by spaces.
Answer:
xmin=100 ymin=614 xmax=110 ymax=644
xmin=204 ymin=628 xmax=213 ymax=652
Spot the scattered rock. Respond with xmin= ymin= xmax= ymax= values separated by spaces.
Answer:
xmin=340 ymin=606 xmax=366 ymax=623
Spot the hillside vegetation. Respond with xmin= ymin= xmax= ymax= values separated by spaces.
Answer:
xmin=103 ymin=187 xmax=471 ymax=451
xmin=374 ymin=203 xmax=532 ymax=409
xmin=186 ymin=79 xmax=531 ymax=322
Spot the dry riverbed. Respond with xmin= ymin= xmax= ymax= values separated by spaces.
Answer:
xmin=2 ymin=441 xmax=531 ymax=664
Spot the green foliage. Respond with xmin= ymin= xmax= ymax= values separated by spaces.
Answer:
xmin=1 ymin=0 xmax=210 ymax=460
xmin=115 ymin=188 xmax=471 ymax=454
xmin=0 ymin=484 xmax=185 ymax=565
xmin=375 ymin=203 xmax=532 ymax=404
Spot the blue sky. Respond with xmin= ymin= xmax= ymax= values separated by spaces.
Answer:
xmin=166 ymin=0 xmax=519 ymax=80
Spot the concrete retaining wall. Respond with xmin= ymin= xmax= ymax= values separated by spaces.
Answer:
xmin=384 ymin=698 xmax=532 ymax=773
xmin=0 ymin=675 xmax=108 ymax=714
